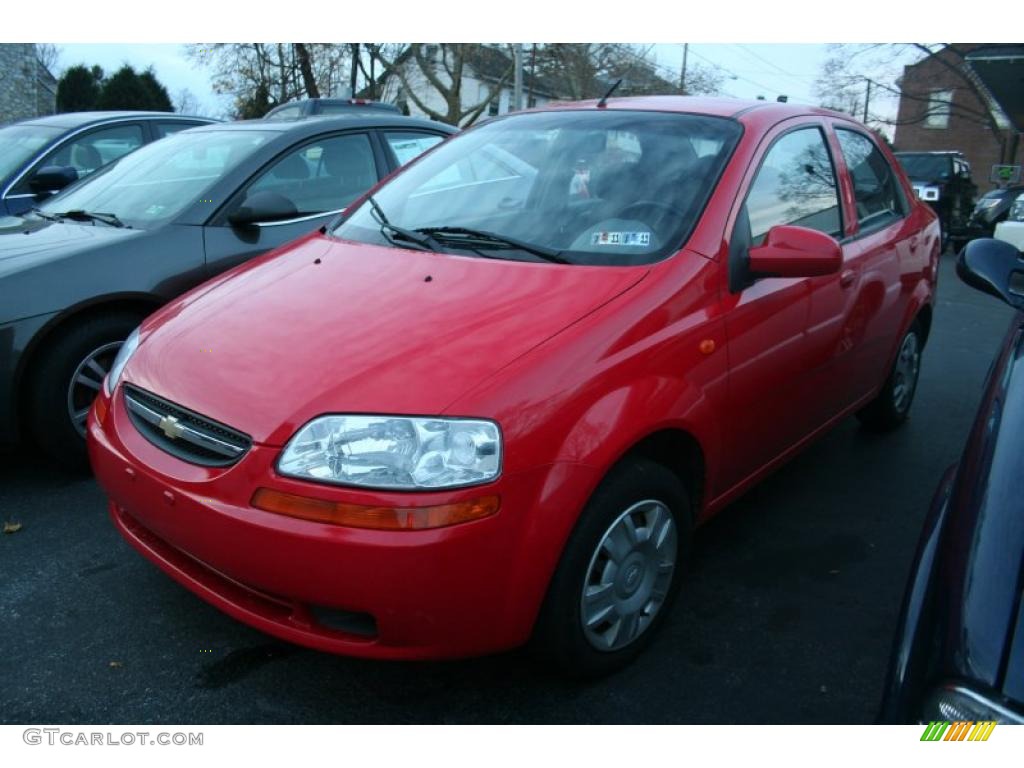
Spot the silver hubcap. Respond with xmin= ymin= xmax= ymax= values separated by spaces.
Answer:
xmin=66 ymin=341 xmax=122 ymax=437
xmin=581 ymin=499 xmax=678 ymax=652
xmin=892 ymin=332 xmax=921 ymax=413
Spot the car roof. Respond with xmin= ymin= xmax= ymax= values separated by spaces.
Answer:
xmin=534 ymin=95 xmax=852 ymax=122
xmin=13 ymin=111 xmax=214 ymax=129
xmin=185 ymin=114 xmax=457 ymax=137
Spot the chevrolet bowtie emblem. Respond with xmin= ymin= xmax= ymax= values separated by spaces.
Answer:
xmin=159 ymin=415 xmax=184 ymax=440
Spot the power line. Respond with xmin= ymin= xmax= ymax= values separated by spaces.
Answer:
xmin=684 ymin=45 xmax=787 ymax=99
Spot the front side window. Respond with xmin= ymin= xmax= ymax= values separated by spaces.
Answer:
xmin=836 ymin=129 xmax=905 ymax=228
xmin=924 ymin=90 xmax=953 ymax=129
xmin=744 ymin=127 xmax=841 ymax=245
xmin=332 ymin=110 xmax=742 ymax=266
xmin=45 ymin=124 xmax=143 ymax=179
xmin=245 ymin=133 xmax=377 ymax=217
xmin=0 ymin=124 xmax=63 ymax=183
xmin=39 ymin=129 xmax=273 ymax=228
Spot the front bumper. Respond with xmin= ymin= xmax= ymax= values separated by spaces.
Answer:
xmin=89 ymin=384 xmax=598 ymax=660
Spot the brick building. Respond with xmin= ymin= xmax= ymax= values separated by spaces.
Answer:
xmin=0 ymin=44 xmax=57 ymax=125
xmin=893 ymin=44 xmax=1023 ymax=193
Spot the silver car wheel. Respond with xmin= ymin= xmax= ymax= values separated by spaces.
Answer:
xmin=580 ymin=499 xmax=677 ymax=652
xmin=66 ymin=341 xmax=122 ymax=437
xmin=892 ymin=332 xmax=921 ymax=413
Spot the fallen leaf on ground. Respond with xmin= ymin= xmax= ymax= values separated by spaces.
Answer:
xmin=3 ymin=522 xmax=22 ymax=534
xmin=109 ymin=661 xmax=123 ymax=668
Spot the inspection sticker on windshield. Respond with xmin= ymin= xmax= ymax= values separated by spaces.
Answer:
xmin=591 ymin=231 xmax=650 ymax=247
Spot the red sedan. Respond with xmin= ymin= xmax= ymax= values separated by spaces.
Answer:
xmin=88 ymin=96 xmax=939 ymax=675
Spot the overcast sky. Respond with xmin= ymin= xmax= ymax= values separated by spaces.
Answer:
xmin=54 ymin=43 xmax=907 ymax=122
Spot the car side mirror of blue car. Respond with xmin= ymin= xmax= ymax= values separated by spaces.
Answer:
xmin=957 ymin=238 xmax=1024 ymax=310
xmin=228 ymin=191 xmax=299 ymax=228
xmin=28 ymin=165 xmax=78 ymax=196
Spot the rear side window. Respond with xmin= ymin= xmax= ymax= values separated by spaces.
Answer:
xmin=744 ymin=127 xmax=842 ymax=245
xmin=836 ymin=129 xmax=906 ymax=229
xmin=154 ymin=122 xmax=200 ymax=139
xmin=383 ymin=131 xmax=445 ymax=166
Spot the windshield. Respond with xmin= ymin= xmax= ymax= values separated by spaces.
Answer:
xmin=894 ymin=153 xmax=953 ymax=181
xmin=39 ymin=129 xmax=273 ymax=228
xmin=332 ymin=110 xmax=741 ymax=265
xmin=0 ymin=124 xmax=63 ymax=181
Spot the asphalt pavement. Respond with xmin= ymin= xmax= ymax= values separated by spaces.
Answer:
xmin=0 ymin=249 xmax=1016 ymax=724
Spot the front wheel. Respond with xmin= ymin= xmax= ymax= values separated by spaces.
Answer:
xmin=27 ymin=313 xmax=142 ymax=468
xmin=531 ymin=457 xmax=692 ymax=677
xmin=856 ymin=321 xmax=924 ymax=432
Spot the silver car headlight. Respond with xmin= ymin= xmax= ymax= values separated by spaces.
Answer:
xmin=277 ymin=415 xmax=502 ymax=490
xmin=104 ymin=326 xmax=140 ymax=396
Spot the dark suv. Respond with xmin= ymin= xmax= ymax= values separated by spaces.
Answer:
xmin=894 ymin=151 xmax=977 ymax=249
xmin=265 ymin=98 xmax=401 ymax=119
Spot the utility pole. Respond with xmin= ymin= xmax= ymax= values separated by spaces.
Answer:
xmin=679 ymin=43 xmax=689 ymax=94
xmin=513 ymin=44 xmax=524 ymax=112
xmin=863 ymin=78 xmax=872 ymax=123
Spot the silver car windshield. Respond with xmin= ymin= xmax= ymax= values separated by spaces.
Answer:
xmin=332 ymin=110 xmax=741 ymax=265
xmin=40 ymin=129 xmax=274 ymax=228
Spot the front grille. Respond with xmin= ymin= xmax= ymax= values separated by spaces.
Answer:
xmin=123 ymin=384 xmax=252 ymax=467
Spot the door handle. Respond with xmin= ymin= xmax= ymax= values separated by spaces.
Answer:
xmin=840 ymin=269 xmax=856 ymax=288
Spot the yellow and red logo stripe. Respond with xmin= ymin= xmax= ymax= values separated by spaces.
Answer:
xmin=920 ymin=721 xmax=997 ymax=741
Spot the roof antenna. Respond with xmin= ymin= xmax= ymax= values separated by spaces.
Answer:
xmin=597 ymin=79 xmax=622 ymax=109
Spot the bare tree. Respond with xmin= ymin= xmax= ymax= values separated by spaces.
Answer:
xmin=35 ymin=44 xmax=62 ymax=75
xmin=187 ymin=44 xmax=350 ymax=117
xmin=370 ymin=44 xmax=511 ymax=126
xmin=173 ymin=88 xmax=203 ymax=116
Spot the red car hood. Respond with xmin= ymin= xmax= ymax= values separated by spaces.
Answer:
xmin=125 ymin=235 xmax=648 ymax=445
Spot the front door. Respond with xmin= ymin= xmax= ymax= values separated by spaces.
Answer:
xmin=720 ymin=123 xmax=848 ymax=490
xmin=203 ymin=131 xmax=381 ymax=277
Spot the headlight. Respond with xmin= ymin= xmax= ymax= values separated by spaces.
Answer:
xmin=277 ymin=415 xmax=502 ymax=490
xmin=977 ymin=198 xmax=1001 ymax=210
xmin=920 ymin=685 xmax=1024 ymax=725
xmin=916 ymin=186 xmax=940 ymax=202
xmin=1010 ymin=200 xmax=1024 ymax=222
xmin=104 ymin=326 xmax=140 ymax=396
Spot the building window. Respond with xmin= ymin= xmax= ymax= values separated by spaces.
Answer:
xmin=924 ymin=90 xmax=953 ymax=129
xmin=488 ymin=99 xmax=499 ymax=117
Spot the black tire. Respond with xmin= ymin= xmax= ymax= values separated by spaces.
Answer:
xmin=856 ymin=319 xmax=924 ymax=432
xmin=27 ymin=312 xmax=142 ymax=468
xmin=531 ymin=457 xmax=692 ymax=678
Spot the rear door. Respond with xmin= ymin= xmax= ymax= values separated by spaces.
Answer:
xmin=201 ymin=130 xmax=384 ymax=277
xmin=830 ymin=125 xmax=918 ymax=403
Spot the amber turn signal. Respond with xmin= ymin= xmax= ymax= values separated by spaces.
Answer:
xmin=251 ymin=488 xmax=500 ymax=531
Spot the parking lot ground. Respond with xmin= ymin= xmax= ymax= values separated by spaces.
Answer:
xmin=0 ymin=249 xmax=1016 ymax=724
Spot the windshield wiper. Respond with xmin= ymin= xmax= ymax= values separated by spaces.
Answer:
xmin=367 ymin=196 xmax=438 ymax=252
xmin=53 ymin=209 xmax=127 ymax=228
xmin=415 ymin=226 xmax=569 ymax=264
xmin=29 ymin=207 xmax=61 ymax=222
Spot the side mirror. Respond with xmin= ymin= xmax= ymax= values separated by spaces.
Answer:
xmin=748 ymin=225 xmax=842 ymax=279
xmin=28 ymin=166 xmax=78 ymax=196
xmin=228 ymin=191 xmax=298 ymax=227
xmin=957 ymin=238 xmax=1024 ymax=309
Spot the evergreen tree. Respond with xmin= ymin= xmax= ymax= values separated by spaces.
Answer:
xmin=56 ymin=64 xmax=102 ymax=112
